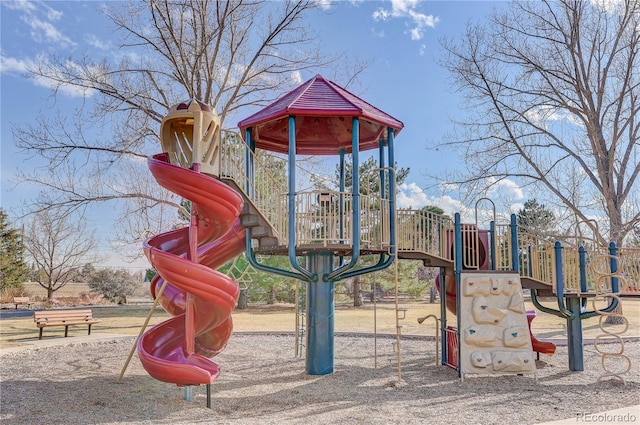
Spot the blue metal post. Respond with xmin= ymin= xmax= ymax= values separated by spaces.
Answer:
xmin=566 ymin=297 xmax=584 ymax=371
xmin=579 ymin=247 xmax=587 ymax=294
xmin=244 ymin=128 xmax=254 ymax=197
xmin=387 ymin=127 xmax=396 ymax=254
xmin=609 ymin=242 xmax=620 ymax=293
xmin=244 ymin=125 xmax=311 ymax=282
xmin=339 ymin=148 xmax=345 ymax=249
xmin=306 ymin=252 xmax=335 ymax=375
xmin=379 ymin=140 xmax=386 ymax=246
xmin=556 ymin=241 xmax=582 ymax=371
xmin=510 ymin=214 xmax=519 ymax=272
xmin=288 ymin=116 xmax=298 ymax=267
xmin=325 ymin=117 xmax=360 ymax=281
xmin=454 ymin=213 xmax=462 ymax=377
xmin=378 ymin=140 xmax=386 ymax=198
xmin=287 ymin=116 xmax=314 ymax=281
xmin=579 ymin=247 xmax=588 ymax=311
xmin=554 ymin=242 xmax=573 ymax=318
xmin=327 ymin=126 xmax=397 ymax=282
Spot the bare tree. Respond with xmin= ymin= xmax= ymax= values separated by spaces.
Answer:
xmin=13 ymin=0 xmax=363 ymax=254
xmin=439 ymin=0 xmax=640 ymax=245
xmin=23 ymin=209 xmax=98 ymax=300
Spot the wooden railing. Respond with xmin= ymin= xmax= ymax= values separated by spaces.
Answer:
xmin=220 ymin=133 xmax=394 ymax=250
xmin=493 ymin=223 xmax=513 ymax=271
xmin=396 ymin=209 xmax=453 ymax=259
xmin=282 ymin=191 xmax=393 ymax=247
xmin=220 ymin=133 xmax=287 ymax=238
xmin=495 ymin=228 xmax=640 ymax=296
xmin=614 ymin=247 xmax=640 ymax=295
xmin=220 ymin=132 xmax=639 ymax=296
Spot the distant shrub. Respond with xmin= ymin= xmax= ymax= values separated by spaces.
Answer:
xmin=88 ymin=268 xmax=138 ymax=302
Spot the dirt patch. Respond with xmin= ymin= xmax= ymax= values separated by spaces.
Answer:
xmin=1 ymin=335 xmax=638 ymax=424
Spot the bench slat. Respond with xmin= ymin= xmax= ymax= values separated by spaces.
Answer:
xmin=34 ymin=310 xmax=94 ymax=319
xmin=35 ymin=314 xmax=95 ymax=321
xmin=33 ymin=309 xmax=100 ymax=339
xmin=13 ymin=297 xmax=31 ymax=309
xmin=35 ymin=314 xmax=94 ymax=320
xmin=37 ymin=319 xmax=100 ymax=327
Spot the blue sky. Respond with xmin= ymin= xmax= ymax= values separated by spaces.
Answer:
xmin=1 ymin=0 xmax=526 ymax=269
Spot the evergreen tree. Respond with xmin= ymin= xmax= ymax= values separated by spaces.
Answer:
xmin=0 ymin=209 xmax=29 ymax=290
xmin=517 ymin=199 xmax=557 ymax=237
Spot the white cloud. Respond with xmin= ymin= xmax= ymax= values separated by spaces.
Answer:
xmin=0 ymin=55 xmax=29 ymax=73
xmin=314 ymin=0 xmax=334 ymax=11
xmin=397 ymin=182 xmax=429 ymax=208
xmin=2 ymin=0 xmax=36 ymax=13
xmin=1 ymin=54 xmax=95 ymax=98
xmin=590 ymin=0 xmax=624 ymax=12
xmin=396 ymin=182 xmax=466 ymax=219
xmin=487 ymin=178 xmax=524 ymax=200
xmin=85 ymin=34 xmax=112 ymax=51
xmin=371 ymin=27 xmax=385 ymax=38
xmin=7 ymin=0 xmax=75 ymax=47
xmin=396 ymin=181 xmax=534 ymax=226
xmin=438 ymin=182 xmax=459 ymax=192
xmin=525 ymin=105 xmax=583 ymax=127
xmin=290 ymin=70 xmax=303 ymax=85
xmin=509 ymin=202 xmax=525 ymax=214
xmin=372 ymin=0 xmax=439 ymax=41
xmin=435 ymin=195 xmax=468 ymax=220
xmin=43 ymin=2 xmax=63 ymax=21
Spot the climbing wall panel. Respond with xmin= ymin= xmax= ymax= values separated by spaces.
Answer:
xmin=459 ymin=272 xmax=536 ymax=376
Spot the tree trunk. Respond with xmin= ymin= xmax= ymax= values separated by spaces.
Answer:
xmin=47 ymin=286 xmax=54 ymax=301
xmin=603 ymin=300 xmax=625 ymax=325
xmin=353 ymin=275 xmax=362 ymax=307
xmin=268 ymin=285 xmax=276 ymax=305
xmin=237 ymin=289 xmax=248 ymax=310
xmin=429 ymin=285 xmax=437 ymax=304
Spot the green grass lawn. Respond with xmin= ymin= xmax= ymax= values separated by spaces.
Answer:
xmin=1 ymin=298 xmax=637 ymax=349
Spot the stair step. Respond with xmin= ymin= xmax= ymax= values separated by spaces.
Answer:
xmin=240 ymin=214 xmax=260 ymax=227
xmin=251 ymin=226 xmax=271 ymax=238
xmin=259 ymin=236 xmax=279 ymax=248
xmin=240 ymin=203 xmax=252 ymax=216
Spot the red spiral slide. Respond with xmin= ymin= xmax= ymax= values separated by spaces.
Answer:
xmin=137 ymin=153 xmax=246 ymax=386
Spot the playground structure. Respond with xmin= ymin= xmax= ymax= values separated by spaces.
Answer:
xmin=430 ymin=208 xmax=638 ymax=377
xmin=135 ymin=76 xmax=640 ymax=395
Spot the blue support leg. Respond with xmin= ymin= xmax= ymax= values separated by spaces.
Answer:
xmin=306 ymin=252 xmax=335 ymax=375
xmin=566 ymin=297 xmax=584 ymax=371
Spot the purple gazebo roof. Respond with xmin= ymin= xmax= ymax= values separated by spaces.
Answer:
xmin=237 ymin=75 xmax=403 ymax=155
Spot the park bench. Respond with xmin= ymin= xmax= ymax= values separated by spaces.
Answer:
xmin=33 ymin=309 xmax=100 ymax=340
xmin=124 ymin=296 xmax=153 ymax=304
xmin=13 ymin=296 xmax=31 ymax=309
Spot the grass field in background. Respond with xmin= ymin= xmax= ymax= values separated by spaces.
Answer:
xmin=1 ymin=298 xmax=637 ymax=349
